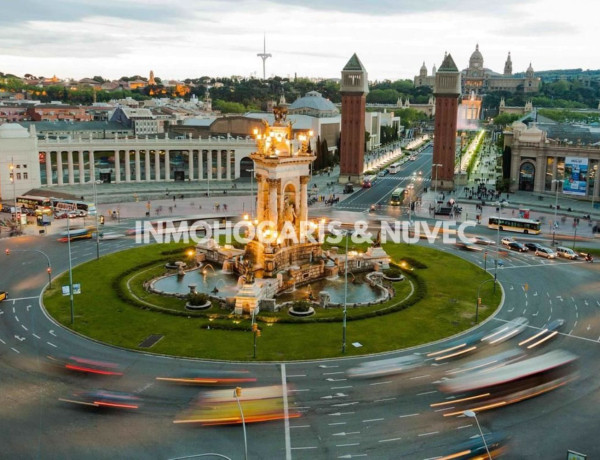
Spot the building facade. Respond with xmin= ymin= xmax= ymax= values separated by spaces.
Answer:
xmin=504 ymin=122 xmax=600 ymax=199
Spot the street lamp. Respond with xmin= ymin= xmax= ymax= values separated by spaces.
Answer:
xmin=432 ymin=163 xmax=442 ymax=205
xmin=88 ymin=179 xmax=102 ymax=260
xmin=246 ymin=168 xmax=255 ymax=218
xmin=463 ymin=410 xmax=492 ymax=459
xmin=5 ymin=248 xmax=52 ymax=288
xmin=551 ymin=179 xmax=561 ymax=246
xmin=233 ymin=387 xmax=248 ymax=460
xmin=67 ymin=216 xmax=75 ymax=324
xmin=9 ymin=156 xmax=19 ymax=231
xmin=342 ymin=229 xmax=350 ymax=354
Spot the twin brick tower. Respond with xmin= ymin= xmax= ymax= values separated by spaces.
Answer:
xmin=339 ymin=53 xmax=460 ymax=191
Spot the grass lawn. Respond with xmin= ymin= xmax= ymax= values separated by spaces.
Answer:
xmin=43 ymin=241 xmax=501 ymax=361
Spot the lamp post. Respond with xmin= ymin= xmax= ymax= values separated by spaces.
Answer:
xmin=246 ymin=168 xmax=255 ymax=218
xmin=251 ymin=308 xmax=260 ymax=359
xmin=89 ymin=179 xmax=101 ymax=260
xmin=233 ymin=387 xmax=248 ymax=460
xmin=552 ymin=179 xmax=561 ymax=246
xmin=463 ymin=410 xmax=492 ymax=459
xmin=67 ymin=216 xmax=75 ymax=324
xmin=342 ymin=230 xmax=350 ymax=354
xmin=5 ymin=248 xmax=52 ymax=288
xmin=494 ymin=222 xmax=500 ymax=294
xmin=9 ymin=156 xmax=19 ymax=231
xmin=432 ymin=163 xmax=442 ymax=206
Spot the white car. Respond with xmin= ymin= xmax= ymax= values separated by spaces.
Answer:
xmin=535 ymin=247 xmax=557 ymax=259
xmin=501 ymin=237 xmax=515 ymax=246
xmin=471 ymin=236 xmax=495 ymax=245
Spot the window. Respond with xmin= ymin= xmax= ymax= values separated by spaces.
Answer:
xmin=23 ymin=172 xmax=28 ymax=179
xmin=16 ymin=173 xmax=21 ymax=180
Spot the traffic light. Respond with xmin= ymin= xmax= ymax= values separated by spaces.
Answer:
xmin=5 ymin=249 xmax=10 ymax=256
xmin=252 ymin=323 xmax=258 ymax=333
xmin=477 ymin=297 xmax=482 ymax=306
xmin=235 ymin=387 xmax=242 ymax=398
xmin=47 ymin=267 xmax=52 ymax=274
xmin=524 ymin=283 xmax=529 ymax=292
xmin=99 ymin=215 xmax=105 ymax=225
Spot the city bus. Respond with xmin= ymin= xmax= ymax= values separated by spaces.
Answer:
xmin=52 ymin=199 xmax=96 ymax=216
xmin=488 ymin=216 xmax=541 ymax=234
xmin=388 ymin=163 xmax=401 ymax=174
xmin=16 ymin=195 xmax=53 ymax=216
xmin=362 ymin=175 xmax=377 ymax=188
xmin=431 ymin=349 xmax=578 ymax=417
xmin=390 ymin=187 xmax=406 ymax=206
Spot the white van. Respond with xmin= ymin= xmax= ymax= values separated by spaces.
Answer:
xmin=556 ymin=246 xmax=578 ymax=260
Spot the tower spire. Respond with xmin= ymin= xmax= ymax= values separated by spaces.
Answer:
xmin=257 ymin=34 xmax=272 ymax=80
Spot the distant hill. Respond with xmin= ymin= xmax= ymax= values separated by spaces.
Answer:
xmin=513 ymin=68 xmax=600 ymax=80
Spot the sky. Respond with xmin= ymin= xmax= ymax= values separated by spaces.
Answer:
xmin=0 ymin=0 xmax=596 ymax=82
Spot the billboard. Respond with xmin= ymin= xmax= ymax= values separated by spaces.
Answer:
xmin=563 ymin=157 xmax=588 ymax=196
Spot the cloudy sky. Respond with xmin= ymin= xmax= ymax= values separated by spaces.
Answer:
xmin=0 ymin=0 xmax=595 ymax=82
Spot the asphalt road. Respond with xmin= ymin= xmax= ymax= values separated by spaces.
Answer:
xmin=1 ymin=206 xmax=600 ymax=458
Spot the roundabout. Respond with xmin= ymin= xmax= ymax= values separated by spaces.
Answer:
xmin=42 ymin=241 xmax=500 ymax=360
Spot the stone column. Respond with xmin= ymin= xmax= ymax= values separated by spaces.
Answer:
xmin=299 ymin=175 xmax=309 ymax=227
xmin=256 ymin=175 xmax=264 ymax=221
xmin=207 ymin=150 xmax=213 ymax=180
xmin=89 ymin=151 xmax=95 ymax=182
xmin=67 ymin=151 xmax=75 ymax=184
xmin=134 ymin=150 xmax=141 ymax=182
xmin=226 ymin=150 xmax=232 ymax=179
xmin=217 ymin=150 xmax=222 ymax=180
xmin=114 ymin=150 xmax=121 ymax=183
xmin=234 ymin=150 xmax=240 ymax=179
xmin=189 ymin=150 xmax=194 ymax=181
xmin=145 ymin=150 xmax=151 ymax=181
xmin=198 ymin=151 xmax=203 ymax=180
xmin=268 ymin=178 xmax=279 ymax=226
xmin=277 ymin=179 xmax=284 ymax=230
xmin=57 ymin=151 xmax=63 ymax=186
xmin=551 ymin=156 xmax=558 ymax=191
xmin=124 ymin=151 xmax=131 ymax=182
xmin=45 ymin=152 xmax=53 ymax=186
xmin=165 ymin=150 xmax=171 ymax=181
xmin=154 ymin=151 xmax=161 ymax=181
xmin=78 ymin=151 xmax=85 ymax=184
xmin=534 ymin=155 xmax=545 ymax=193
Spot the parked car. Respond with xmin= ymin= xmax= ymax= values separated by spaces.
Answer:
xmin=343 ymin=183 xmax=354 ymax=194
xmin=501 ymin=237 xmax=516 ymax=246
xmin=0 ymin=290 xmax=7 ymax=302
xmin=507 ymin=242 xmax=528 ymax=252
xmin=556 ymin=246 xmax=578 ymax=260
xmin=535 ymin=247 xmax=557 ymax=259
xmin=524 ymin=242 xmax=544 ymax=252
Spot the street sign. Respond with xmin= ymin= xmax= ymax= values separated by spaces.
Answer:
xmin=62 ymin=284 xmax=82 ymax=296
xmin=567 ymin=451 xmax=587 ymax=460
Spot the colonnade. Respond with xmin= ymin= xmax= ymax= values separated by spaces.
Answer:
xmin=40 ymin=149 xmax=239 ymax=185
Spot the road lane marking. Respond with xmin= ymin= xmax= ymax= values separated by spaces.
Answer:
xmin=281 ymin=363 xmax=292 ymax=460
xmin=329 ymin=422 xmax=347 ymax=426
xmin=11 ymin=348 xmax=20 ymax=353
xmin=47 ymin=341 xmax=57 ymax=348
xmin=399 ymin=413 xmax=419 ymax=418
xmin=369 ymin=381 xmax=392 ymax=386
xmin=374 ymin=397 xmax=396 ymax=403
xmin=457 ymin=424 xmax=473 ymax=430
xmin=287 ymin=374 xmax=306 ymax=378
xmin=418 ymin=431 xmax=438 ymax=437
xmin=362 ymin=418 xmax=384 ymax=423
xmin=378 ymin=437 xmax=402 ymax=443
xmin=21 ymin=324 xmax=28 ymax=331
xmin=417 ymin=391 xmax=437 ymax=396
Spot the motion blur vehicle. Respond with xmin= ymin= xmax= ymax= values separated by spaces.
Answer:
xmin=346 ymin=354 xmax=423 ymax=379
xmin=426 ymin=332 xmax=486 ymax=362
xmin=439 ymin=432 xmax=509 ymax=459
xmin=481 ymin=317 xmax=529 ymax=345
xmin=518 ymin=319 xmax=565 ymax=349
xmin=501 ymin=237 xmax=515 ymax=246
xmin=377 ymin=168 xmax=389 ymax=177
xmin=173 ymin=385 xmax=301 ymax=426
xmin=535 ymin=247 xmax=557 ymax=259
xmin=507 ymin=241 xmax=528 ymax=252
xmin=59 ymin=389 xmax=140 ymax=410
xmin=471 ymin=235 xmax=495 ymax=245
xmin=156 ymin=369 xmax=256 ymax=385
xmin=58 ymin=227 xmax=95 ymax=242
xmin=0 ymin=290 xmax=7 ymax=302
xmin=433 ymin=349 xmax=578 ymax=417
xmin=47 ymin=354 xmax=123 ymax=376
xmin=455 ymin=242 xmax=483 ymax=252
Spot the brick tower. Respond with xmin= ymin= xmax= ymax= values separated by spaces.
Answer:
xmin=432 ymin=53 xmax=461 ymax=191
xmin=339 ymin=53 xmax=369 ymax=185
